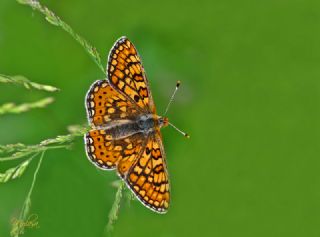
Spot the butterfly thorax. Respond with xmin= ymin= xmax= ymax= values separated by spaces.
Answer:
xmin=98 ymin=114 xmax=168 ymax=140
xmin=137 ymin=114 xmax=169 ymax=132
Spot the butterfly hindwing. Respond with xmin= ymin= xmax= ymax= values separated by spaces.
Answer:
xmin=86 ymin=80 xmax=140 ymax=126
xmin=85 ymin=129 xmax=118 ymax=170
xmin=107 ymin=37 xmax=156 ymax=113
xmin=85 ymin=130 xmax=145 ymax=170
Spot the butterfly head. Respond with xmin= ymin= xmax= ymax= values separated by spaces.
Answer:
xmin=158 ymin=116 xmax=169 ymax=128
xmin=158 ymin=116 xmax=189 ymax=138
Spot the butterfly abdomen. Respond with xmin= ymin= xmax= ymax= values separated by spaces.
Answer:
xmin=102 ymin=114 xmax=156 ymax=140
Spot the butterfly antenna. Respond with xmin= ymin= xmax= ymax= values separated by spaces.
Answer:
xmin=164 ymin=80 xmax=180 ymax=116
xmin=168 ymin=122 xmax=190 ymax=138
xmin=163 ymin=81 xmax=190 ymax=138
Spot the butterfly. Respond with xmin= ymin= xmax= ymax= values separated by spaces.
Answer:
xmin=84 ymin=36 xmax=172 ymax=213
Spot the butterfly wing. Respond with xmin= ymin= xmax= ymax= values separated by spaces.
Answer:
xmin=85 ymin=80 xmax=141 ymax=126
xmin=106 ymin=36 xmax=156 ymax=113
xmin=85 ymin=130 xmax=145 ymax=170
xmin=123 ymin=133 xmax=170 ymax=213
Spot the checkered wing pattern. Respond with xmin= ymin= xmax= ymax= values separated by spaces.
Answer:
xmin=107 ymin=37 xmax=155 ymax=113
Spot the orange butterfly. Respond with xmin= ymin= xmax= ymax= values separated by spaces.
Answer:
xmin=84 ymin=37 xmax=187 ymax=213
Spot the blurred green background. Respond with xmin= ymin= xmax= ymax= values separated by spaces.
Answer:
xmin=1 ymin=0 xmax=320 ymax=236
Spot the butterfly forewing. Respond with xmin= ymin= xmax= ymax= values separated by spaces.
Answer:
xmin=107 ymin=37 xmax=156 ymax=113
xmin=125 ymin=133 xmax=170 ymax=213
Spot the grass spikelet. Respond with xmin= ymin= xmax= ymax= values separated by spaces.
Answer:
xmin=0 ymin=74 xmax=59 ymax=92
xmin=0 ymin=97 xmax=54 ymax=115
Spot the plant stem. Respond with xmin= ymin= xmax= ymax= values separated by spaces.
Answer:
xmin=23 ymin=151 xmax=45 ymax=216
xmin=11 ymin=151 xmax=45 ymax=237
